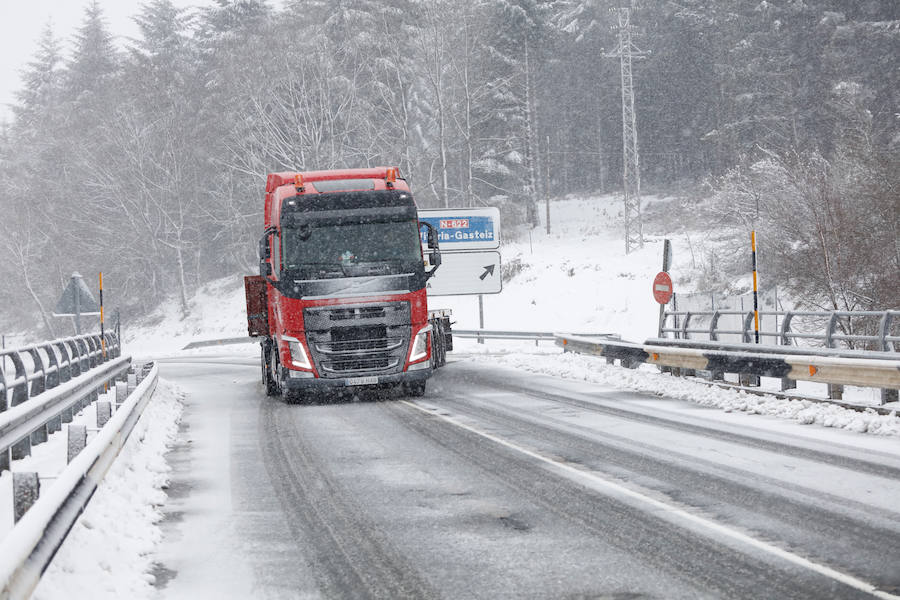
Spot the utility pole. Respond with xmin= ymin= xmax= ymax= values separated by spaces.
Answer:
xmin=605 ymin=5 xmax=647 ymax=254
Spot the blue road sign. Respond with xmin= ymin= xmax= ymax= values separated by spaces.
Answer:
xmin=418 ymin=208 xmax=500 ymax=251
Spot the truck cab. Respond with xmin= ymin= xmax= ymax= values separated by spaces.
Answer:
xmin=244 ymin=167 xmax=451 ymax=401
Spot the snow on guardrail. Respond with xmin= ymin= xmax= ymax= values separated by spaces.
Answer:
xmin=0 ymin=363 xmax=159 ymax=600
xmin=556 ymin=334 xmax=900 ymax=406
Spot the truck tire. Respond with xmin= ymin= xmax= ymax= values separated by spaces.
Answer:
xmin=265 ymin=345 xmax=280 ymax=397
xmin=404 ymin=380 xmax=426 ymax=397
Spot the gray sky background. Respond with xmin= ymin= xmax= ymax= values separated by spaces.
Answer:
xmin=0 ymin=1 xmax=213 ymax=123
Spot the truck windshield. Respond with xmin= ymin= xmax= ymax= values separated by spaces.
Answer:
xmin=282 ymin=219 xmax=422 ymax=279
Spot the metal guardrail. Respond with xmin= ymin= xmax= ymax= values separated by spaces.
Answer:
xmin=0 ymin=362 xmax=158 ymax=600
xmin=452 ymin=329 xmax=618 ymax=345
xmin=1 ymin=335 xmax=125 ymax=471
xmin=556 ymin=334 xmax=900 ymax=406
xmin=182 ymin=331 xmax=620 ymax=350
xmin=1 ymin=333 xmax=121 ymax=410
xmin=661 ymin=309 xmax=899 ymax=352
xmin=181 ymin=337 xmax=250 ymax=350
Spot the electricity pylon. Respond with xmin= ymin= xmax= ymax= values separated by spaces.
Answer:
xmin=605 ymin=6 xmax=647 ymax=254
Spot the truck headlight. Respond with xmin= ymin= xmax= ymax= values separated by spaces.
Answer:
xmin=408 ymin=324 xmax=432 ymax=363
xmin=283 ymin=335 xmax=312 ymax=370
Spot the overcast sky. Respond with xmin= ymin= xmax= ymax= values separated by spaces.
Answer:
xmin=0 ymin=1 xmax=213 ymax=123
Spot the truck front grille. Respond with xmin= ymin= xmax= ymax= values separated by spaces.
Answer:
xmin=304 ymin=302 xmax=410 ymax=378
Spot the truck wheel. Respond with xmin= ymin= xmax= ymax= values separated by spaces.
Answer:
xmin=265 ymin=347 xmax=280 ymax=396
xmin=404 ymin=380 xmax=426 ymax=397
xmin=260 ymin=345 xmax=267 ymax=384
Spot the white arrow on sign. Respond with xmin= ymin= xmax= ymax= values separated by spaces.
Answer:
xmin=426 ymin=250 xmax=502 ymax=296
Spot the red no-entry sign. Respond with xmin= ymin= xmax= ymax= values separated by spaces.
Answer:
xmin=653 ymin=271 xmax=673 ymax=305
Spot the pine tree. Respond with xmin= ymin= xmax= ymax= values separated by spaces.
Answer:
xmin=66 ymin=1 xmax=120 ymax=121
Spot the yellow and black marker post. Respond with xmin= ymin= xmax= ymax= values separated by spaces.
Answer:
xmin=751 ymin=231 xmax=760 ymax=344
xmin=99 ymin=272 xmax=106 ymax=359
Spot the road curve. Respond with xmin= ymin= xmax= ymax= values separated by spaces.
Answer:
xmin=152 ymin=355 xmax=900 ymax=599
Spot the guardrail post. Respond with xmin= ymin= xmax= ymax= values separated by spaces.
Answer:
xmin=127 ymin=368 xmax=137 ymax=393
xmin=69 ymin=339 xmax=82 ymax=377
xmin=30 ymin=422 xmax=49 ymax=447
xmin=882 ymin=389 xmax=898 ymax=404
xmin=55 ymin=341 xmax=71 ymax=383
xmin=43 ymin=343 xmax=60 ymax=389
xmin=9 ymin=351 xmax=28 ymax=407
xmin=10 ymin=436 xmax=31 ymax=460
xmin=742 ymin=311 xmax=754 ymax=344
xmin=26 ymin=348 xmax=46 ymax=397
xmin=781 ymin=376 xmax=796 ymax=391
xmin=878 ymin=312 xmax=892 ymax=352
xmin=709 ymin=311 xmax=720 ymax=342
xmin=0 ymin=447 xmax=10 ymax=473
xmin=61 ymin=404 xmax=74 ymax=424
xmin=828 ymin=383 xmax=844 ymax=401
xmin=780 ymin=312 xmax=794 ymax=346
xmin=681 ymin=312 xmax=692 ymax=340
xmin=825 ymin=312 xmax=838 ymax=349
xmin=116 ymin=380 xmax=128 ymax=408
xmin=47 ymin=413 xmax=62 ymax=434
xmin=67 ymin=424 xmax=87 ymax=464
xmin=13 ymin=472 xmax=40 ymax=522
xmin=96 ymin=401 xmax=111 ymax=428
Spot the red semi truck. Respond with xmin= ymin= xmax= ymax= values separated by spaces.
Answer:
xmin=244 ymin=167 xmax=452 ymax=401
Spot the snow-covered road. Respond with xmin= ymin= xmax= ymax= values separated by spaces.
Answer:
xmin=148 ymin=354 xmax=900 ymax=599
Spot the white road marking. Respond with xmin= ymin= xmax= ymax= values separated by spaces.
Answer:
xmin=401 ymin=400 xmax=899 ymax=600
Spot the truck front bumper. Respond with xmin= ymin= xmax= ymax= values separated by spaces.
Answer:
xmin=282 ymin=365 xmax=432 ymax=391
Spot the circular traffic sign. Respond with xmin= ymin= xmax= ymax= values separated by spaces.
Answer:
xmin=653 ymin=271 xmax=673 ymax=305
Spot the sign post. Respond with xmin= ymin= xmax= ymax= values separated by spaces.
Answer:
xmin=654 ymin=239 xmax=673 ymax=339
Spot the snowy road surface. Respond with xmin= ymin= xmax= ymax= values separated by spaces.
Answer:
xmin=153 ymin=356 xmax=900 ymax=599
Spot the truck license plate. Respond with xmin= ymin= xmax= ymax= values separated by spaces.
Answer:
xmin=345 ymin=376 xmax=378 ymax=386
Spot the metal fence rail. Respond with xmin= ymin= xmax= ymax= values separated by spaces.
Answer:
xmin=182 ymin=331 xmax=620 ymax=350
xmin=661 ymin=309 xmax=899 ymax=352
xmin=1 ymin=333 xmax=121 ymax=410
xmin=0 ymin=362 xmax=158 ymax=600
xmin=556 ymin=333 xmax=900 ymax=405
xmin=452 ymin=329 xmax=619 ymax=345
xmin=0 ymin=335 xmax=125 ymax=472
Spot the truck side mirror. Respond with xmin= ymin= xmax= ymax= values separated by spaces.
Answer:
xmin=259 ymin=229 xmax=275 ymax=280
xmin=420 ymin=221 xmax=441 ymax=278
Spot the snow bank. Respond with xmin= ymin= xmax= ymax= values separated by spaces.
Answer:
xmin=481 ymin=349 xmax=900 ymax=437
xmin=32 ymin=380 xmax=184 ymax=600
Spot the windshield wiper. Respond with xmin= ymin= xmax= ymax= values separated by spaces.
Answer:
xmin=294 ymin=262 xmax=344 ymax=278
